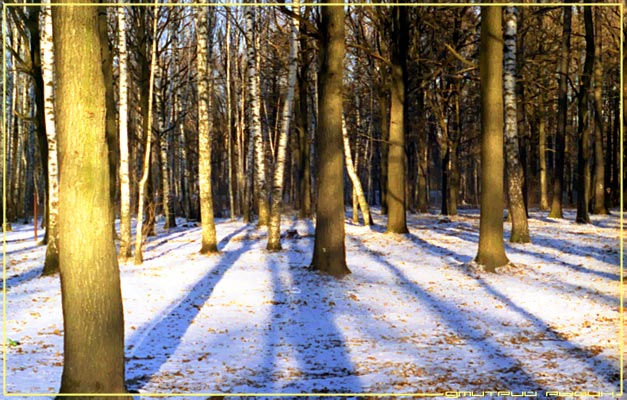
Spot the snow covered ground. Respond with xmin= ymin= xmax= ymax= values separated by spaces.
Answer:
xmin=3 ymin=208 xmax=623 ymax=398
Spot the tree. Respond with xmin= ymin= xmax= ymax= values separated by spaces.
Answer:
xmin=310 ymin=2 xmax=350 ymax=277
xmin=386 ymin=3 xmax=409 ymax=234
xmin=475 ymin=5 xmax=509 ymax=272
xmin=118 ymin=3 xmax=132 ymax=260
xmin=591 ymin=7 xmax=608 ymax=215
xmin=575 ymin=6 xmax=594 ymax=224
xmin=549 ymin=6 xmax=572 ymax=219
xmin=267 ymin=4 xmax=299 ymax=251
xmin=245 ymin=6 xmax=270 ymax=227
xmin=503 ymin=6 xmax=530 ymax=243
xmin=52 ymin=0 xmax=128 ymax=395
xmin=41 ymin=0 xmax=60 ymax=275
xmin=342 ymin=116 xmax=372 ymax=226
xmin=197 ymin=2 xmax=218 ymax=254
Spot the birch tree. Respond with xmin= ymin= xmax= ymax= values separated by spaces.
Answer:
xmin=40 ymin=0 xmax=60 ymax=275
xmin=118 ymin=4 xmax=132 ymax=259
xmin=503 ymin=6 xmax=530 ymax=243
xmin=246 ymin=7 xmax=270 ymax=227
xmin=197 ymin=3 xmax=218 ymax=253
xmin=267 ymin=5 xmax=299 ymax=251
xmin=342 ymin=116 xmax=372 ymax=226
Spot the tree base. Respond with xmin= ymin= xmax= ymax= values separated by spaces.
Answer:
xmin=200 ymin=244 xmax=219 ymax=254
xmin=475 ymin=253 xmax=509 ymax=273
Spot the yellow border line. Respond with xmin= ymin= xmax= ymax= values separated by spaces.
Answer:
xmin=1 ymin=1 xmax=623 ymax=398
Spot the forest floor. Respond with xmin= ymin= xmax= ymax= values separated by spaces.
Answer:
xmin=3 ymin=208 xmax=623 ymax=398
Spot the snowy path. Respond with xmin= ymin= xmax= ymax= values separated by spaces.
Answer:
xmin=3 ymin=209 xmax=622 ymax=397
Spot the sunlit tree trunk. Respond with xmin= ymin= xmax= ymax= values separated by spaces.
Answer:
xmin=310 ymin=2 xmax=350 ymax=277
xmin=267 ymin=4 xmax=299 ymax=251
xmin=52 ymin=1 xmax=128 ymax=395
xmin=386 ymin=3 xmax=409 ymax=234
xmin=549 ymin=6 xmax=572 ymax=219
xmin=118 ymin=4 xmax=132 ymax=259
xmin=226 ymin=13 xmax=235 ymax=221
xmin=40 ymin=0 xmax=60 ymax=275
xmin=538 ymin=90 xmax=549 ymax=210
xmin=503 ymin=6 xmax=530 ymax=243
xmin=342 ymin=116 xmax=372 ymax=226
xmin=246 ymin=7 xmax=269 ymax=227
xmin=197 ymin=3 xmax=218 ymax=253
xmin=476 ymin=5 xmax=509 ymax=272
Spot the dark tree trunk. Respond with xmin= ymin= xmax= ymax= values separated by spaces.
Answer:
xmin=310 ymin=2 xmax=350 ymax=277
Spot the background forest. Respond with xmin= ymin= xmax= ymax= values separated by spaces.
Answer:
xmin=1 ymin=0 xmax=623 ymax=396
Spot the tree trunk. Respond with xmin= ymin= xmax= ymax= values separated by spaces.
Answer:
xmin=310 ymin=2 xmax=350 ymax=277
xmin=40 ymin=0 xmax=60 ymax=275
xmin=576 ymin=7 xmax=594 ymax=224
xmin=591 ymin=8 xmax=608 ymax=215
xmin=133 ymin=4 xmax=159 ymax=265
xmin=475 ymin=5 xmax=509 ymax=272
xmin=342 ymin=116 xmax=372 ymax=226
xmin=416 ymin=89 xmax=428 ymax=213
xmin=52 ymin=1 xmax=128 ymax=396
xmin=538 ymin=90 xmax=549 ymax=210
xmin=197 ymin=3 xmax=218 ymax=253
xmin=386 ymin=3 xmax=409 ymax=234
xmin=118 ymin=4 xmax=132 ymax=259
xmin=297 ymin=14 xmax=312 ymax=219
xmin=267 ymin=5 xmax=299 ymax=251
xmin=549 ymin=5 xmax=572 ymax=219
xmin=246 ymin=7 xmax=270 ymax=227
xmin=226 ymin=14 xmax=236 ymax=221
xmin=503 ymin=6 xmax=530 ymax=243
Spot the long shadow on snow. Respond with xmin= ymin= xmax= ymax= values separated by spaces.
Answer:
xmin=125 ymin=224 xmax=252 ymax=391
xmin=422 ymin=225 xmax=620 ymax=282
xmin=348 ymin=235 xmax=545 ymax=391
xmin=404 ymin=233 xmax=620 ymax=388
xmin=260 ymin=218 xmax=362 ymax=394
xmin=5 ymin=265 xmax=43 ymax=290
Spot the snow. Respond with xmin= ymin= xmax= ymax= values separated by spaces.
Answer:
xmin=3 ymin=208 xmax=623 ymax=398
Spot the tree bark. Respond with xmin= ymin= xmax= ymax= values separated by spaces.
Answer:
xmin=575 ymin=7 xmax=594 ymax=224
xmin=386 ymin=3 xmax=409 ymax=234
xmin=549 ymin=5 xmax=572 ymax=219
xmin=41 ymin=0 xmax=60 ymax=275
xmin=591 ymin=8 xmax=608 ymax=215
xmin=52 ymin=1 xmax=128 ymax=396
xmin=310 ymin=2 xmax=350 ymax=277
xmin=267 ymin=5 xmax=299 ymax=251
xmin=118 ymin=4 xmax=132 ymax=259
xmin=475 ymin=5 xmax=509 ymax=271
xmin=197 ymin=3 xmax=219 ymax=253
xmin=503 ymin=6 xmax=530 ymax=243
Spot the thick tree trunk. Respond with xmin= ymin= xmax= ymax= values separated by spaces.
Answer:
xmin=386 ymin=3 xmax=409 ymax=234
xmin=475 ymin=5 xmax=509 ymax=272
xmin=267 ymin=6 xmax=299 ymax=251
xmin=310 ymin=2 xmax=349 ymax=277
xmin=40 ymin=0 xmax=60 ymax=275
xmin=549 ymin=6 xmax=572 ymax=219
xmin=297 ymin=16 xmax=312 ymax=220
xmin=197 ymin=3 xmax=218 ymax=253
xmin=52 ymin=1 xmax=128 ymax=396
xmin=503 ymin=6 xmax=530 ymax=243
xmin=576 ymin=7 xmax=594 ymax=224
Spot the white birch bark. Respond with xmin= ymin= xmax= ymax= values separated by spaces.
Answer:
xmin=40 ymin=0 xmax=59 ymax=274
xmin=197 ymin=3 xmax=218 ymax=253
xmin=503 ymin=6 xmax=530 ymax=243
xmin=342 ymin=115 xmax=372 ymax=226
xmin=118 ymin=4 xmax=132 ymax=259
xmin=267 ymin=4 xmax=299 ymax=251
xmin=246 ymin=7 xmax=269 ymax=227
